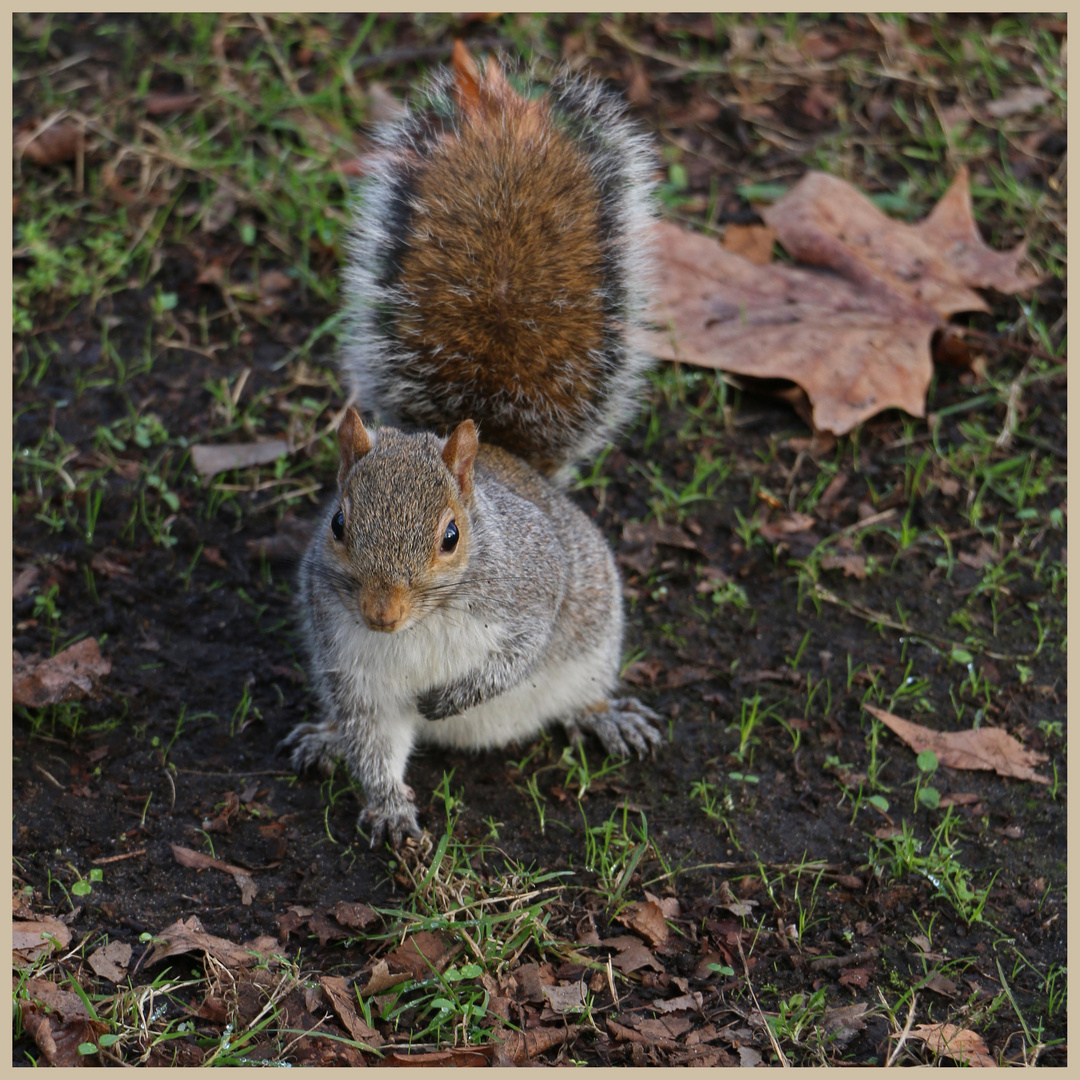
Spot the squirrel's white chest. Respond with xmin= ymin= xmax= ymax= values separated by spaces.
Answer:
xmin=332 ymin=605 xmax=504 ymax=706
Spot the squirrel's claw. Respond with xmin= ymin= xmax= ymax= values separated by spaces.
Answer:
xmin=280 ymin=720 xmax=341 ymax=775
xmin=565 ymin=698 xmax=663 ymax=760
xmin=360 ymin=793 xmax=421 ymax=849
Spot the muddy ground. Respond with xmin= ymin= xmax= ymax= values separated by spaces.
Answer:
xmin=13 ymin=13 xmax=1066 ymax=1067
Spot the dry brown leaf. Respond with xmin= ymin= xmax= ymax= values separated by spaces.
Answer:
xmin=653 ymin=991 xmax=704 ymax=1014
xmin=13 ymin=639 xmax=111 ymax=707
xmin=144 ymin=914 xmax=267 ymax=969
xmin=922 ymin=971 xmax=959 ymax=997
xmin=622 ymin=657 xmax=665 ymax=687
xmin=623 ymin=519 xmax=702 ymax=553
xmin=617 ymin=899 xmax=670 ymax=947
xmin=332 ymin=900 xmax=379 ymax=930
xmin=319 ymin=975 xmax=383 ymax=1045
xmin=765 ymin=168 xmax=1041 ymax=312
xmin=359 ymin=959 xmax=412 ymax=996
xmin=542 ymin=982 xmax=587 ymax=1014
xmin=799 ymin=83 xmax=840 ymax=121
xmin=644 ymin=168 xmax=1043 ymax=435
xmin=721 ymin=223 xmax=777 ymax=265
xmin=89 ymin=553 xmax=137 ymax=582
xmin=664 ymin=664 xmax=709 ymax=689
xmin=171 ymin=844 xmax=258 ymax=905
xmin=493 ymin=1024 xmax=581 ymax=1065
xmin=87 ymin=940 xmax=132 ymax=983
xmin=13 ymin=917 xmax=72 ymax=966
xmin=194 ymin=259 xmax=227 ymax=287
xmin=642 ymin=219 xmax=936 ymax=435
xmin=633 ymin=1015 xmax=693 ymax=1042
xmin=938 ymin=791 xmax=981 ymax=808
xmin=386 ymin=930 xmax=458 ymax=980
xmin=510 ymin=961 xmax=545 ymax=1003
xmin=13 ymin=565 xmax=40 ymax=600
xmin=719 ymin=897 xmax=758 ymax=917
xmin=600 ymin=934 xmax=665 ymax=974
xmin=738 ymin=1045 xmax=764 ymax=1067
xmin=864 ymin=705 xmax=1049 ymax=784
xmin=822 ymin=1002 xmax=870 ymax=1042
xmin=758 ymin=512 xmax=817 ymax=540
xmin=275 ymin=905 xmax=313 ymax=939
xmin=905 ymin=1022 xmax=995 ymax=1067
xmin=308 ymin=911 xmax=350 ymax=946
xmin=16 ymin=120 xmax=82 ymax=166
xmin=190 ymin=439 xmax=289 ymax=479
xmin=648 ymin=892 xmax=682 ymax=921
xmin=820 ymin=553 xmax=868 ymax=579
xmin=143 ymin=92 xmax=201 ymax=115
xmin=607 ymin=1018 xmax=654 ymax=1045
xmin=20 ymin=978 xmax=110 ymax=1066
xmin=838 ymin=965 xmax=872 ymax=990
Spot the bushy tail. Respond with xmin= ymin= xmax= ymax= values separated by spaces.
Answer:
xmin=341 ymin=45 xmax=657 ymax=481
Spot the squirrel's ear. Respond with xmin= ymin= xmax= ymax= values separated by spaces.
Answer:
xmin=337 ymin=406 xmax=372 ymax=488
xmin=442 ymin=420 xmax=478 ymax=499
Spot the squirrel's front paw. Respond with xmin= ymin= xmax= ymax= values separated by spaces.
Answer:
xmin=359 ymin=786 xmax=422 ymax=849
xmin=279 ymin=720 xmax=341 ymax=775
xmin=564 ymin=698 xmax=663 ymax=760
xmin=416 ymin=687 xmax=454 ymax=721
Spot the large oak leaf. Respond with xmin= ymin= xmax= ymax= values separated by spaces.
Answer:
xmin=643 ymin=167 xmax=1042 ymax=434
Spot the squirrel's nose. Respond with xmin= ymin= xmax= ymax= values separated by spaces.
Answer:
xmin=360 ymin=585 xmax=409 ymax=632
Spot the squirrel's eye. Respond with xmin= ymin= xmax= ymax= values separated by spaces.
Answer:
xmin=441 ymin=519 xmax=459 ymax=552
xmin=331 ymin=507 xmax=345 ymax=542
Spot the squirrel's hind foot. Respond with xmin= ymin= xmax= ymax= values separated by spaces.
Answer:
xmin=564 ymin=698 xmax=663 ymax=760
xmin=279 ymin=720 xmax=342 ymax=775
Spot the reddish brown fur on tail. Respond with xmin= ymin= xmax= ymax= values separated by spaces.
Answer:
xmin=392 ymin=67 xmax=606 ymax=463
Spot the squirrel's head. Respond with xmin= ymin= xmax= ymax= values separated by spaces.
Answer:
xmin=327 ymin=407 xmax=478 ymax=633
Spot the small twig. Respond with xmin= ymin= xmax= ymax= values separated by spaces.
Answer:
xmin=258 ymin=482 xmax=324 ymax=512
xmin=812 ymin=584 xmax=1039 ymax=662
xmin=885 ymin=991 xmax=918 ymax=1067
xmin=154 ymin=337 xmax=227 ymax=361
xmin=605 ymin=955 xmax=620 ymax=1009
xmin=835 ymin=507 xmax=898 ymax=537
xmin=350 ymin=38 xmax=505 ymax=77
xmin=70 ymin=110 xmax=251 ymax=203
xmin=292 ymin=397 xmax=358 ymax=455
xmin=34 ymin=764 xmax=64 ymax=789
xmin=251 ymin=13 xmax=320 ymax=130
xmin=14 ymin=51 xmax=91 ymax=83
xmin=92 ymin=849 xmax=147 ymax=865
xmin=783 ymin=449 xmax=806 ymax=492
xmin=601 ymin=19 xmax=727 ymax=74
xmin=961 ymin=326 xmax=1063 ymax=367
xmin=995 ymin=362 xmax=1027 ymax=450
xmin=735 ymin=936 xmax=789 ymax=1067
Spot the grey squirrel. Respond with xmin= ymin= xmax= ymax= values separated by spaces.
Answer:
xmin=282 ymin=46 xmax=661 ymax=847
